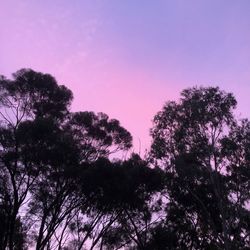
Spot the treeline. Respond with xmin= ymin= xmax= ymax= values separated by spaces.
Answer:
xmin=0 ymin=69 xmax=249 ymax=250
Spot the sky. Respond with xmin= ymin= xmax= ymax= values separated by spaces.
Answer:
xmin=1 ymin=0 xmax=250 ymax=154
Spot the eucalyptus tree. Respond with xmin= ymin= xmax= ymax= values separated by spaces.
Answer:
xmin=150 ymin=87 xmax=250 ymax=249
xmin=0 ymin=69 xmax=73 ymax=250
xmin=2 ymin=69 xmax=249 ymax=250
xmin=64 ymin=154 xmax=164 ymax=250
xmin=31 ymin=111 xmax=133 ymax=250
xmin=0 ymin=69 xmax=134 ymax=249
xmin=65 ymin=111 xmax=132 ymax=162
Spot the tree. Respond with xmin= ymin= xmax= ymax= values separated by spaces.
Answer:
xmin=0 ymin=69 xmax=135 ymax=249
xmin=150 ymin=86 xmax=250 ymax=249
xmin=28 ymin=111 xmax=133 ymax=249
xmin=65 ymin=111 xmax=132 ymax=162
xmin=23 ymin=118 xmax=81 ymax=250
xmin=2 ymin=69 xmax=249 ymax=250
xmin=0 ymin=69 xmax=73 ymax=250
xmin=65 ymin=154 xmax=164 ymax=250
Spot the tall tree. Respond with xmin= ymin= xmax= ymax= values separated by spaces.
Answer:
xmin=28 ymin=111 xmax=133 ymax=249
xmin=150 ymin=86 xmax=250 ymax=249
xmin=65 ymin=154 xmax=164 ymax=250
xmin=0 ymin=69 xmax=72 ymax=249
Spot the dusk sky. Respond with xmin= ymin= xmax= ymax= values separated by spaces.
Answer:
xmin=1 ymin=0 xmax=250 ymax=154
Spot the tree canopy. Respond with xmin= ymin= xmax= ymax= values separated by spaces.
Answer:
xmin=0 ymin=71 xmax=249 ymax=250
xmin=150 ymin=86 xmax=250 ymax=249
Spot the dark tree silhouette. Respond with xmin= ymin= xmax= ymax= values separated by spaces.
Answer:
xmin=150 ymin=86 xmax=250 ymax=249
xmin=75 ymin=155 xmax=164 ymax=249
xmin=0 ymin=69 xmax=137 ymax=249
xmin=1 ymin=70 xmax=249 ymax=250
xmin=65 ymin=111 xmax=132 ymax=162
xmin=0 ymin=69 xmax=72 ymax=250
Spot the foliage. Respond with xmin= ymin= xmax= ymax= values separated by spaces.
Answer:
xmin=150 ymin=86 xmax=250 ymax=249
xmin=0 ymin=71 xmax=249 ymax=250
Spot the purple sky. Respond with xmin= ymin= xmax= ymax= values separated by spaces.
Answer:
xmin=1 ymin=0 xmax=250 ymax=153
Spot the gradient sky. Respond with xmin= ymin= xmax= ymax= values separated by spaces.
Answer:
xmin=1 ymin=0 xmax=250 ymax=154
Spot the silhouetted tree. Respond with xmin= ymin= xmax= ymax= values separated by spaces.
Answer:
xmin=0 ymin=69 xmax=72 ymax=250
xmin=0 ymin=69 xmax=134 ymax=249
xmin=150 ymin=86 xmax=250 ymax=249
xmin=65 ymin=111 xmax=132 ymax=162
xmin=1 ymin=70 xmax=249 ymax=250
xmin=28 ymin=114 xmax=133 ymax=249
xmin=64 ymin=154 xmax=164 ymax=250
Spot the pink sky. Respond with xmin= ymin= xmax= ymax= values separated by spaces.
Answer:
xmin=1 ymin=0 xmax=250 ymax=153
